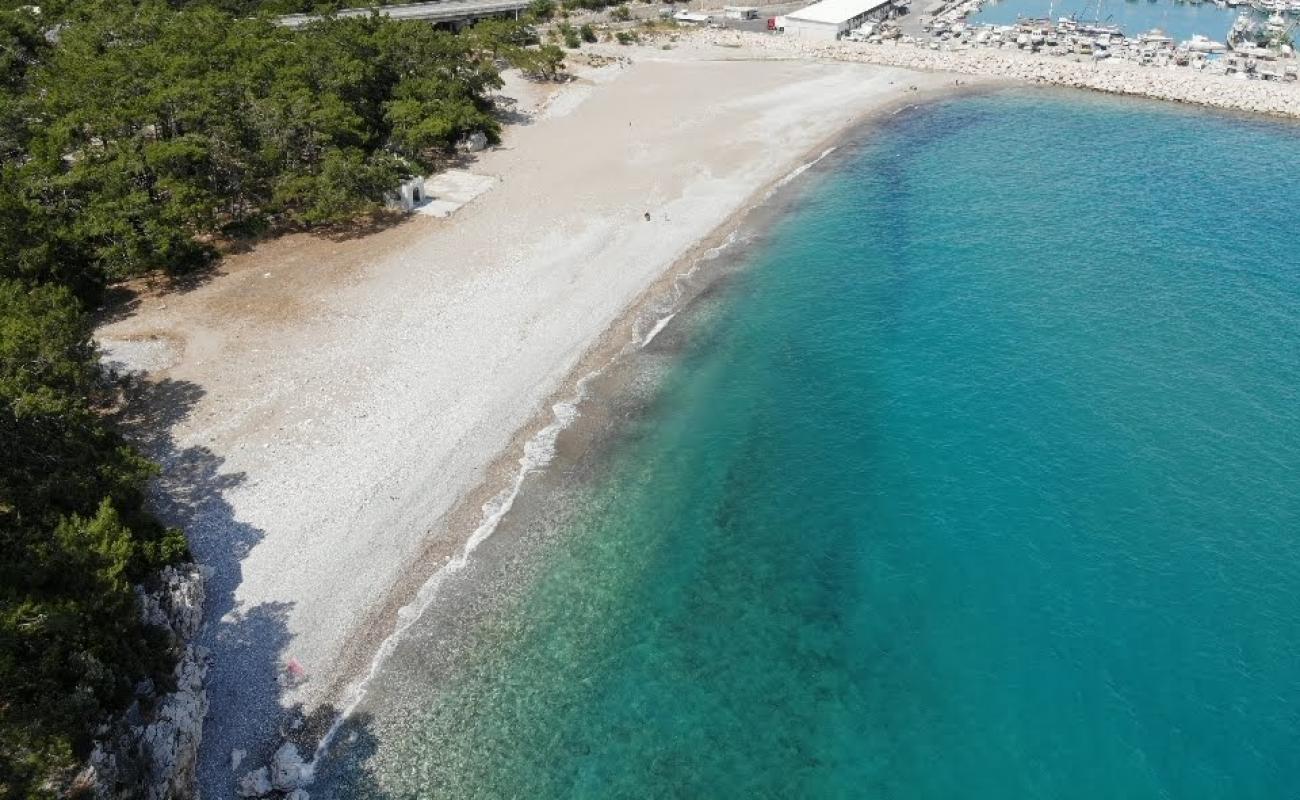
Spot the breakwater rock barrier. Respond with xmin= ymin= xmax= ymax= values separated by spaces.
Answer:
xmin=706 ymin=31 xmax=1300 ymax=119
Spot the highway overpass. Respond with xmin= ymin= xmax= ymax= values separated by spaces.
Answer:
xmin=276 ymin=0 xmax=530 ymax=29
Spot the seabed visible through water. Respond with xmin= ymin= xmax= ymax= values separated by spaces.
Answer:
xmin=313 ymin=88 xmax=1300 ymax=800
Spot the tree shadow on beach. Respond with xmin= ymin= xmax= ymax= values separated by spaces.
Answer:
xmin=303 ymin=710 xmax=393 ymax=800
xmin=111 ymin=376 xmax=380 ymax=796
xmin=94 ymin=255 xmax=233 ymax=326
xmin=492 ymin=93 xmax=534 ymax=129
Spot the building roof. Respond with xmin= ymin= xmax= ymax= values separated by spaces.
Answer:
xmin=785 ymin=0 xmax=891 ymax=23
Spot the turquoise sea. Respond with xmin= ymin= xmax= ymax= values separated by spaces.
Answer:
xmin=317 ymin=90 xmax=1300 ymax=799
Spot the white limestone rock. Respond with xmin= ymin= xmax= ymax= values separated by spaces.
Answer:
xmin=270 ymin=742 xmax=307 ymax=792
xmin=79 ymin=565 xmax=211 ymax=800
xmin=237 ymin=766 xmax=273 ymax=797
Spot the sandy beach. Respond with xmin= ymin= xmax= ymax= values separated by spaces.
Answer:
xmin=96 ymin=39 xmax=964 ymax=794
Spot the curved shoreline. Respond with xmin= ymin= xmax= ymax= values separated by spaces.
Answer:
xmin=310 ymin=70 xmax=993 ymax=766
xmin=99 ymin=27 xmax=1300 ymax=787
xmin=318 ymin=85 xmax=1300 ymax=798
xmin=169 ymin=35 xmax=1300 ymax=794
xmin=97 ymin=44 xmax=976 ymax=796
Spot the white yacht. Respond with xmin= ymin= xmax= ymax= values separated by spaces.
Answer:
xmin=1185 ymin=33 xmax=1228 ymax=51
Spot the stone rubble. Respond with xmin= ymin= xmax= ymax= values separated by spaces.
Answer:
xmin=269 ymin=743 xmax=307 ymax=793
xmin=459 ymin=129 xmax=489 ymax=152
xmin=704 ymin=30 xmax=1300 ymax=118
xmin=234 ymin=741 xmax=313 ymax=798
xmin=236 ymin=767 xmax=273 ymax=798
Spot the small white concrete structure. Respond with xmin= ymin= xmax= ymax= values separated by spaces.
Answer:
xmin=724 ymin=5 xmax=759 ymax=18
xmin=673 ymin=10 xmax=711 ymax=23
xmin=387 ymin=170 xmax=497 ymax=216
xmin=389 ymin=176 xmax=427 ymax=212
xmin=782 ymin=0 xmax=892 ymax=39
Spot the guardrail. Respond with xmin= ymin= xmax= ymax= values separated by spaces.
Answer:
xmin=276 ymin=0 xmax=530 ymax=28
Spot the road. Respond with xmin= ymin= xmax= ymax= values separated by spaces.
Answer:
xmin=276 ymin=0 xmax=530 ymax=28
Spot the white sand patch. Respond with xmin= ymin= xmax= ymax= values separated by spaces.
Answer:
xmin=539 ymin=83 xmax=596 ymax=119
xmin=415 ymin=170 xmax=498 ymax=218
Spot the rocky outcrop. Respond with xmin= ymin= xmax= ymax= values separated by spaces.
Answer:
xmin=74 ymin=564 xmax=212 ymax=800
xmin=236 ymin=742 xmax=311 ymax=799
xmin=138 ymin=565 xmax=208 ymax=642
xmin=459 ymin=130 xmax=489 ymax=153
xmin=236 ymin=767 xmax=272 ymax=797
xmin=269 ymin=743 xmax=307 ymax=793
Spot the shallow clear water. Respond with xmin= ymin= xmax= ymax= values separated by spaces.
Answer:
xmin=322 ymin=90 xmax=1300 ymax=799
xmin=971 ymin=0 xmax=1247 ymax=41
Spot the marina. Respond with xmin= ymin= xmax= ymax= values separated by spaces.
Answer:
xmin=911 ymin=11 xmax=1297 ymax=78
xmin=973 ymin=0 xmax=1255 ymax=42
xmin=791 ymin=0 xmax=1300 ymax=81
xmin=719 ymin=22 xmax=1300 ymax=115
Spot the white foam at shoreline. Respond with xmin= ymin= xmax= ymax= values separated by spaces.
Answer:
xmin=641 ymin=313 xmax=677 ymax=346
xmin=764 ymin=146 xmax=838 ymax=200
xmin=307 ymin=141 xmax=844 ymax=772
xmin=309 ymin=366 xmax=596 ymax=767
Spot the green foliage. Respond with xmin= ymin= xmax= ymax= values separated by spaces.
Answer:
xmin=615 ymin=29 xmax=638 ymax=43
xmin=0 ymin=279 xmax=184 ymax=797
xmin=1 ymin=3 xmax=506 ymax=302
xmin=609 ymin=3 xmax=632 ymax=20
xmin=0 ymin=4 xmax=572 ymax=791
xmin=526 ymin=0 xmax=555 ymax=20
xmin=0 ymin=10 xmax=46 ymax=108
xmin=579 ymin=22 xmax=597 ymax=42
xmin=0 ymin=3 xmax=515 ymax=791
xmin=558 ymin=21 xmax=581 ymax=48
xmin=468 ymin=17 xmax=538 ymax=57
xmin=509 ymin=42 xmax=567 ymax=81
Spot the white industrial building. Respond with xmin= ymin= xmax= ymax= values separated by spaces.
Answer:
xmin=672 ymin=10 xmax=711 ymax=23
xmin=782 ymin=0 xmax=893 ymax=39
